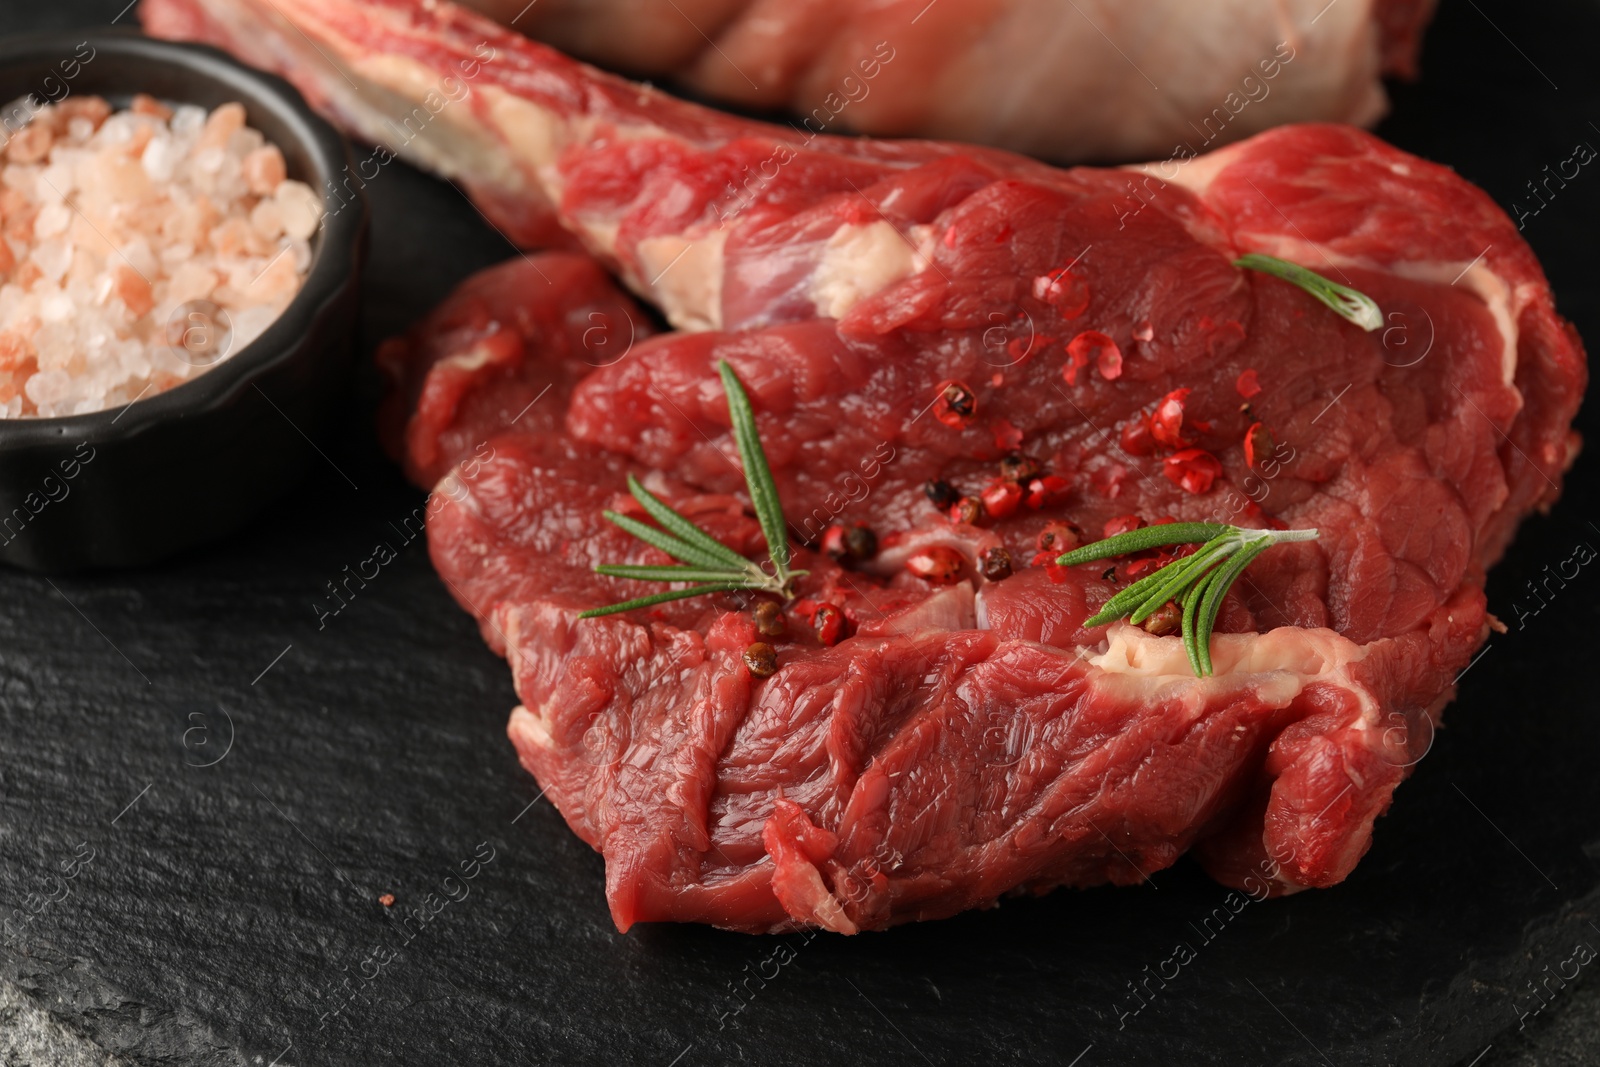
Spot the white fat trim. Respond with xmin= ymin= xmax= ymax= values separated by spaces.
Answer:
xmin=635 ymin=231 xmax=729 ymax=332
xmin=1086 ymin=622 xmax=1379 ymax=729
xmin=443 ymin=343 xmax=497 ymax=373
xmin=336 ymin=56 xmax=942 ymax=336
xmin=351 ymin=57 xmax=532 ymax=193
xmin=809 ymin=221 xmax=933 ymax=321
xmin=1389 ymin=258 xmax=1520 ymax=387
xmin=1128 ymin=142 xmax=1244 ymax=198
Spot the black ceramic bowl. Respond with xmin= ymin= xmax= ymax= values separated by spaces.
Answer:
xmin=0 ymin=30 xmax=366 ymax=571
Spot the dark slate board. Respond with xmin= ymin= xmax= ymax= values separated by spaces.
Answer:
xmin=2 ymin=1 xmax=1598 ymax=1065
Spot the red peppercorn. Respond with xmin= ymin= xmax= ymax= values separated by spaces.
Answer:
xmin=810 ymin=604 xmax=848 ymax=646
xmin=1066 ymin=331 xmax=1122 ymax=382
xmin=1030 ymin=550 xmax=1070 ymax=583
xmin=1243 ymin=422 xmax=1275 ymax=470
xmin=1062 ymin=345 xmax=1089 ymax=386
xmin=933 ymin=380 xmax=977 ymax=429
xmin=1119 ymin=415 xmax=1156 ymax=457
xmin=978 ymin=545 xmax=1014 ymax=581
xmin=906 ymin=545 xmax=965 ymax=585
xmin=744 ymin=642 xmax=778 ymax=677
xmin=1150 ymin=388 xmax=1193 ymax=450
xmin=1163 ymin=448 xmax=1223 ymax=494
xmin=1103 ymin=514 xmax=1145 ymax=539
xmin=1024 ymin=474 xmax=1070 ymax=510
xmin=980 ymin=479 xmax=1024 ymax=521
xmin=1119 ymin=557 xmax=1164 ymax=583
xmin=949 ymin=496 xmax=985 ymax=526
xmin=820 ymin=524 xmax=847 ymax=559
xmin=1036 ymin=521 xmax=1085 ymax=554
xmin=1032 ymin=267 xmax=1090 ymax=318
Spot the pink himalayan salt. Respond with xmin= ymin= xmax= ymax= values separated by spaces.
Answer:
xmin=0 ymin=94 xmax=317 ymax=418
xmin=130 ymin=94 xmax=173 ymax=122
xmin=6 ymin=124 xmax=52 ymax=165
xmin=244 ymin=145 xmax=286 ymax=197
xmin=198 ymin=102 xmax=246 ymax=151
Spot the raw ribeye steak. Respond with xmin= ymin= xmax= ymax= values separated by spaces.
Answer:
xmin=148 ymin=0 xmax=1586 ymax=933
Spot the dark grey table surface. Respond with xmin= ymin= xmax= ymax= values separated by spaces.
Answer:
xmin=2 ymin=1 xmax=1599 ymax=1065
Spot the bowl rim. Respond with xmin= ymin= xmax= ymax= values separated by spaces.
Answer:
xmin=0 ymin=28 xmax=365 ymax=445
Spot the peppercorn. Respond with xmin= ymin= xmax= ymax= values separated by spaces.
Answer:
xmin=1036 ymin=521 xmax=1085 ymax=555
xmin=821 ymin=522 xmax=878 ymax=564
xmin=1119 ymin=416 xmax=1157 ymax=457
xmin=810 ymin=603 xmax=849 ymax=646
xmin=979 ymin=546 xmax=1014 ymax=581
xmin=907 ymin=545 xmax=965 ymax=585
xmin=998 ymin=451 xmax=1042 ymax=482
xmin=980 ymin=479 xmax=1023 ymax=521
xmin=1024 ymin=474 xmax=1070 ymax=510
xmin=1102 ymin=515 xmax=1145 ymax=539
xmin=744 ymin=641 xmax=778 ymax=677
xmin=949 ymin=496 xmax=985 ymax=526
xmin=924 ymin=479 xmax=960 ymax=511
xmin=1119 ymin=557 xmax=1164 ymax=583
xmin=1163 ymin=447 xmax=1223 ymax=495
xmin=1140 ymin=600 xmax=1182 ymax=636
xmin=821 ymin=524 xmax=845 ymax=558
xmin=1243 ymin=422 xmax=1275 ymax=470
xmin=845 ymin=525 xmax=878 ymax=561
xmin=933 ymin=380 xmax=977 ymax=428
xmin=752 ymin=600 xmax=786 ymax=637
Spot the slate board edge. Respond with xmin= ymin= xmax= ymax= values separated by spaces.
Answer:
xmin=4 ymin=866 xmax=1600 ymax=1067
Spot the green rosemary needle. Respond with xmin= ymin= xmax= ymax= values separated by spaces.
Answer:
xmin=1057 ymin=522 xmax=1320 ymax=677
xmin=1234 ymin=252 xmax=1382 ymax=332
xmin=579 ymin=360 xmax=806 ymax=619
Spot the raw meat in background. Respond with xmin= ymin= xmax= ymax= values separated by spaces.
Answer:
xmin=463 ymin=0 xmax=1439 ymax=163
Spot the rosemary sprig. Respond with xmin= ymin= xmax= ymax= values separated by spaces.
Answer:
xmin=1058 ymin=522 xmax=1319 ymax=677
xmin=1234 ymin=253 xmax=1382 ymax=332
xmin=579 ymin=360 xmax=805 ymax=619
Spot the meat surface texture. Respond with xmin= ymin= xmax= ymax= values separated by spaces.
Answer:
xmin=151 ymin=0 xmax=1586 ymax=934
xmin=463 ymin=0 xmax=1438 ymax=163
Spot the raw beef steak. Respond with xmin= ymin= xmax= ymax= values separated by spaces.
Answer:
xmin=153 ymin=0 xmax=1585 ymax=932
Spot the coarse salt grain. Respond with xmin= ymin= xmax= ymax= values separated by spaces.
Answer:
xmin=0 ymin=95 xmax=315 ymax=418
